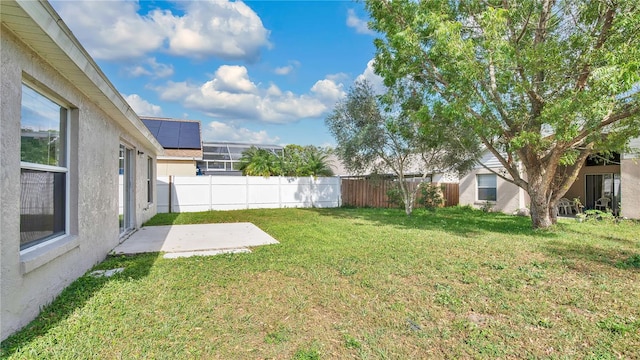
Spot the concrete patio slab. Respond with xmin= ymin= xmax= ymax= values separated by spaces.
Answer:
xmin=112 ymin=222 xmax=278 ymax=256
xmin=163 ymin=248 xmax=251 ymax=259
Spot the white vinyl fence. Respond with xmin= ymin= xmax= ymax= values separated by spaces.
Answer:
xmin=157 ymin=176 xmax=341 ymax=213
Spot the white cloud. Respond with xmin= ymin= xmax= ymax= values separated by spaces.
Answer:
xmin=274 ymin=60 xmax=300 ymax=75
xmin=157 ymin=81 xmax=193 ymax=101
xmin=203 ymin=121 xmax=280 ymax=144
xmin=126 ymin=58 xmax=174 ymax=78
xmin=311 ymin=79 xmax=345 ymax=103
xmin=356 ymin=59 xmax=386 ymax=94
xmin=326 ymin=73 xmax=350 ymax=83
xmin=51 ymin=1 xmax=167 ymax=60
xmin=128 ymin=65 xmax=152 ymax=77
xmin=266 ymin=84 xmax=282 ymax=96
xmin=124 ymin=94 xmax=163 ymax=116
xmin=154 ymin=65 xmax=346 ymax=124
xmin=274 ymin=66 xmax=294 ymax=75
xmin=51 ymin=0 xmax=270 ymax=61
xmin=212 ymin=65 xmax=258 ymax=93
xmin=346 ymin=9 xmax=374 ymax=35
xmin=148 ymin=58 xmax=174 ymax=78
xmin=158 ymin=1 xmax=270 ymax=60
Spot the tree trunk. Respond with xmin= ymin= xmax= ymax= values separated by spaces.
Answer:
xmin=398 ymin=180 xmax=425 ymax=216
xmin=529 ymin=188 xmax=554 ymax=229
xmin=404 ymin=199 xmax=414 ymax=216
xmin=400 ymin=181 xmax=414 ymax=216
xmin=549 ymin=201 xmax=558 ymax=224
xmin=525 ymin=166 xmax=558 ymax=229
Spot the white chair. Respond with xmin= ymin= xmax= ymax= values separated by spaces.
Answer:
xmin=594 ymin=197 xmax=610 ymax=211
xmin=557 ymin=198 xmax=573 ymax=215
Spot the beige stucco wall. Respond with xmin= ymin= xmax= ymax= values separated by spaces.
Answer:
xmin=563 ymin=164 xmax=620 ymax=204
xmin=1 ymin=26 xmax=156 ymax=340
xmin=157 ymin=159 xmax=197 ymax=176
xmin=459 ymin=168 xmax=529 ymax=214
xmin=621 ymin=158 xmax=640 ymax=219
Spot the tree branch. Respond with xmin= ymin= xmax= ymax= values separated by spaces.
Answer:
xmin=478 ymin=135 xmax=528 ymax=189
xmin=575 ymin=5 xmax=616 ymax=91
xmin=570 ymin=105 xmax=640 ymax=147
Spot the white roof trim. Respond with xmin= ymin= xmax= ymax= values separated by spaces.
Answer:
xmin=158 ymin=156 xmax=201 ymax=161
xmin=2 ymin=0 xmax=163 ymax=154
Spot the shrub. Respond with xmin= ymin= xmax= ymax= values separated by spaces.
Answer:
xmin=583 ymin=209 xmax=616 ymax=223
xmin=481 ymin=201 xmax=494 ymax=213
xmin=386 ymin=184 xmax=405 ymax=209
xmin=419 ymin=183 xmax=444 ymax=210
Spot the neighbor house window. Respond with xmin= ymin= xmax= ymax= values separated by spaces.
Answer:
xmin=147 ymin=156 xmax=153 ymax=203
xmin=20 ymin=83 xmax=68 ymax=250
xmin=477 ymin=174 xmax=497 ymax=201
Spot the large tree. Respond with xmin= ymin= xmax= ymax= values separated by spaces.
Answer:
xmin=366 ymin=0 xmax=640 ymax=228
xmin=326 ymin=80 xmax=480 ymax=215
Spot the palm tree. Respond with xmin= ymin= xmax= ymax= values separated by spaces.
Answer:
xmin=239 ymin=145 xmax=333 ymax=177
xmin=238 ymin=147 xmax=282 ymax=177
xmin=302 ymin=147 xmax=334 ymax=177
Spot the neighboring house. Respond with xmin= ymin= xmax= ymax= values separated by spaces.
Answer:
xmin=1 ymin=0 xmax=163 ymax=341
xmin=563 ymin=138 xmax=640 ymax=218
xmin=327 ymin=154 xmax=459 ymax=183
xmin=197 ymin=142 xmax=284 ymax=176
xmin=326 ymin=154 xmax=351 ymax=177
xmin=459 ymin=138 xmax=640 ymax=218
xmin=459 ymin=151 xmax=529 ymax=214
xmin=621 ymin=137 xmax=640 ymax=219
xmin=141 ymin=117 xmax=203 ymax=176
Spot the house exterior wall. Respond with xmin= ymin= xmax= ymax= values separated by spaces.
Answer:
xmin=1 ymin=26 xmax=155 ymax=340
xmin=621 ymin=158 xmax=640 ymax=219
xmin=157 ymin=159 xmax=197 ymax=176
xmin=163 ymin=149 xmax=202 ymax=158
xmin=563 ymin=164 xmax=620 ymax=204
xmin=459 ymin=168 xmax=528 ymax=214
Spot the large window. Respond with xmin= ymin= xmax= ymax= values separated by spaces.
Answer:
xmin=20 ymin=83 xmax=68 ymax=250
xmin=477 ymin=174 xmax=497 ymax=201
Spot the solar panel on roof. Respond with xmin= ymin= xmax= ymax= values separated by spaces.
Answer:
xmin=178 ymin=121 xmax=201 ymax=149
xmin=157 ymin=121 xmax=181 ymax=148
xmin=141 ymin=119 xmax=162 ymax=138
xmin=141 ymin=118 xmax=201 ymax=149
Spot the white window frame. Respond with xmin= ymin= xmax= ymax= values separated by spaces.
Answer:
xmin=19 ymin=82 xmax=71 ymax=253
xmin=477 ymin=173 xmax=497 ymax=202
xmin=147 ymin=156 xmax=153 ymax=204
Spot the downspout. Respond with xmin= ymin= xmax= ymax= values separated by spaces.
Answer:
xmin=168 ymin=175 xmax=172 ymax=214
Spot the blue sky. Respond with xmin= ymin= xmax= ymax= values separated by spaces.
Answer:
xmin=49 ymin=0 xmax=384 ymax=147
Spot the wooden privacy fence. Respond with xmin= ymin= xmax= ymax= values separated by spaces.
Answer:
xmin=341 ymin=178 xmax=459 ymax=208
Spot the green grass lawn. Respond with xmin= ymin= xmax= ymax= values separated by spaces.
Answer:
xmin=2 ymin=207 xmax=639 ymax=359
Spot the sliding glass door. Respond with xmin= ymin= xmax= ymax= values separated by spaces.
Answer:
xmin=585 ymin=173 xmax=621 ymax=214
xmin=119 ymin=144 xmax=134 ymax=235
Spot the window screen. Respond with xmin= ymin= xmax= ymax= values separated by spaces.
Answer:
xmin=20 ymin=84 xmax=68 ymax=249
xmin=477 ymin=174 xmax=497 ymax=201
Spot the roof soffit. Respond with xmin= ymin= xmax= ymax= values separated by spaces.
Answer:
xmin=1 ymin=0 xmax=162 ymax=154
